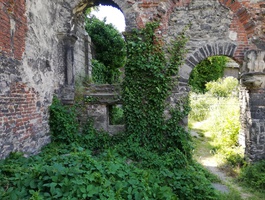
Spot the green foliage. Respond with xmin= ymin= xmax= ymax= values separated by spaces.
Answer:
xmin=189 ymin=77 xmax=242 ymax=167
xmin=189 ymin=77 xmax=239 ymax=122
xmin=0 ymin=23 xmax=226 ymax=200
xmin=85 ymin=17 xmax=126 ymax=83
xmin=49 ymin=97 xmax=79 ymax=144
xmin=109 ymin=105 xmax=124 ymax=125
xmin=189 ymin=93 xmax=212 ymax=122
xmin=238 ymin=160 xmax=265 ymax=192
xmin=123 ymin=22 xmax=191 ymax=155
xmin=91 ymin=59 xmax=108 ymax=84
xmin=0 ymin=142 xmax=220 ymax=200
xmin=206 ymin=77 xmax=239 ymax=97
xmin=189 ymin=56 xmax=228 ymax=93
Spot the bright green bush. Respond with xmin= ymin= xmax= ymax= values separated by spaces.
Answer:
xmin=189 ymin=56 xmax=227 ymax=93
xmin=206 ymin=77 xmax=239 ymax=97
xmin=189 ymin=93 xmax=214 ymax=122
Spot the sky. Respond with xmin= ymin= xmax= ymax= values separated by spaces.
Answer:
xmin=90 ymin=5 xmax=125 ymax=32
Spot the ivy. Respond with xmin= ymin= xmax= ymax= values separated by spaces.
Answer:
xmin=49 ymin=97 xmax=79 ymax=144
xmin=122 ymin=22 xmax=192 ymax=155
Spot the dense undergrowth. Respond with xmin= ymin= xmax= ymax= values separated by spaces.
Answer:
xmin=1 ymin=22 xmax=264 ymax=200
xmin=0 ymin=22 xmax=221 ymax=200
xmin=0 ymin=97 xmax=220 ymax=200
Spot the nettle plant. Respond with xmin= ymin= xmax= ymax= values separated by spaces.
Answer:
xmin=122 ymin=22 xmax=192 ymax=155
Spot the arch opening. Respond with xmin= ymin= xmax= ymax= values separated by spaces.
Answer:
xmin=187 ymin=55 xmax=245 ymax=173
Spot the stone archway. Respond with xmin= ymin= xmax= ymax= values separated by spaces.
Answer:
xmin=175 ymin=45 xmax=265 ymax=161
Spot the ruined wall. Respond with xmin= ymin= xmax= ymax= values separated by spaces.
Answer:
xmin=0 ymin=0 xmax=91 ymax=159
xmin=84 ymin=84 xmax=124 ymax=134
xmin=240 ymin=50 xmax=265 ymax=161
xmin=0 ymin=0 xmax=265 ymax=160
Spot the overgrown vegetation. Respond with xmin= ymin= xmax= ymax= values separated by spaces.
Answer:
xmin=1 ymin=22 xmax=264 ymax=200
xmin=189 ymin=77 xmax=265 ymax=197
xmin=123 ymin=22 xmax=191 ymax=154
xmin=85 ymin=16 xmax=126 ymax=84
xmin=189 ymin=56 xmax=227 ymax=93
xmin=0 ymin=96 xmax=220 ymax=200
xmin=109 ymin=105 xmax=124 ymax=125
xmin=189 ymin=77 xmax=243 ymax=168
xmin=238 ymin=160 xmax=265 ymax=192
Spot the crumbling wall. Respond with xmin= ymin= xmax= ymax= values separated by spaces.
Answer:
xmin=240 ymin=50 xmax=265 ymax=161
xmin=0 ymin=0 xmax=91 ymax=159
xmin=0 ymin=0 xmax=265 ymax=160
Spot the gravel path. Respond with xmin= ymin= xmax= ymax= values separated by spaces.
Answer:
xmin=191 ymin=129 xmax=253 ymax=199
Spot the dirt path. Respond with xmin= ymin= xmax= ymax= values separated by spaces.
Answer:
xmin=190 ymin=129 xmax=254 ymax=199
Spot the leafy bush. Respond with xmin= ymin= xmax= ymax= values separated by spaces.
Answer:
xmin=91 ymin=59 xmax=108 ymax=84
xmin=85 ymin=17 xmax=126 ymax=84
xmin=206 ymin=77 xmax=239 ymax=97
xmin=189 ymin=56 xmax=227 ymax=93
xmin=189 ymin=93 xmax=213 ymax=122
xmin=239 ymin=160 xmax=265 ymax=191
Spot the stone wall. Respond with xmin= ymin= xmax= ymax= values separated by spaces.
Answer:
xmin=83 ymin=84 xmax=124 ymax=134
xmin=0 ymin=0 xmax=265 ymax=160
xmin=0 ymin=0 xmax=92 ymax=159
xmin=240 ymin=50 xmax=265 ymax=161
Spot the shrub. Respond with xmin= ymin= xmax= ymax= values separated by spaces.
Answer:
xmin=85 ymin=16 xmax=126 ymax=84
xmin=239 ymin=160 xmax=265 ymax=191
xmin=91 ymin=59 xmax=108 ymax=84
xmin=206 ymin=77 xmax=239 ymax=98
xmin=189 ymin=56 xmax=227 ymax=93
xmin=49 ymin=97 xmax=79 ymax=144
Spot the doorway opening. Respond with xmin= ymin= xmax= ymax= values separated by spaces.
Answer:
xmin=188 ymin=55 xmax=244 ymax=176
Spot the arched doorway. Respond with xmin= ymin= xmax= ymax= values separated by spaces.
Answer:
xmin=188 ymin=55 xmax=243 ymax=173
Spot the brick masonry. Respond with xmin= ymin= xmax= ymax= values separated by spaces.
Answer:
xmin=0 ymin=0 xmax=264 ymax=160
xmin=0 ymin=0 xmax=27 ymax=60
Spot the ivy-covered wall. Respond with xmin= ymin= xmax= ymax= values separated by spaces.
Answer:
xmin=0 ymin=0 xmax=265 ymax=160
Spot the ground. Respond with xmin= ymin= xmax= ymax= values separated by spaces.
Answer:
xmin=190 ymin=122 xmax=264 ymax=200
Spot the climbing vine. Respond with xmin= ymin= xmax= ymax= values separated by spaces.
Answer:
xmin=122 ymin=22 xmax=192 ymax=155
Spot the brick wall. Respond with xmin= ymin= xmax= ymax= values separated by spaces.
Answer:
xmin=0 ymin=82 xmax=49 ymax=159
xmin=0 ymin=0 xmax=27 ymax=60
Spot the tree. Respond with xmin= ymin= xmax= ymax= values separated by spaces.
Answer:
xmin=85 ymin=16 xmax=126 ymax=83
xmin=188 ymin=56 xmax=227 ymax=93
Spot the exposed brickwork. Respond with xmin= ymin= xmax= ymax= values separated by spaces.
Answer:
xmin=217 ymin=0 xmax=262 ymax=61
xmin=0 ymin=0 xmax=27 ymax=60
xmin=0 ymin=0 xmax=264 ymax=160
xmin=0 ymin=82 xmax=47 ymax=159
